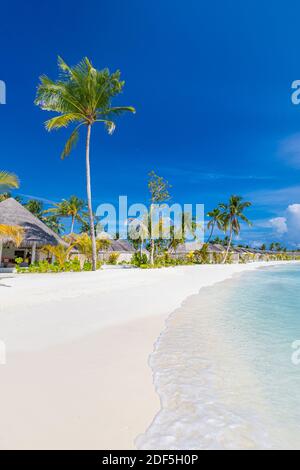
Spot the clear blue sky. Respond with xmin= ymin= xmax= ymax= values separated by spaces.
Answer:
xmin=1 ymin=0 xmax=300 ymax=246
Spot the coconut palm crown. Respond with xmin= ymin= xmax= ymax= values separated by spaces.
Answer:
xmin=46 ymin=195 xmax=86 ymax=234
xmin=34 ymin=57 xmax=135 ymax=270
xmin=219 ymin=195 xmax=252 ymax=263
xmin=206 ymin=207 xmax=224 ymax=242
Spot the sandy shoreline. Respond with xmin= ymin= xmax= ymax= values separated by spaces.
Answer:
xmin=0 ymin=261 xmax=297 ymax=449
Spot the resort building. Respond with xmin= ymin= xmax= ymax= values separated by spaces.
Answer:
xmin=98 ymin=239 xmax=137 ymax=263
xmin=0 ymin=198 xmax=65 ymax=268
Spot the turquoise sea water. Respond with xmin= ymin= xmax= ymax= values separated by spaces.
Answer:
xmin=137 ymin=265 xmax=300 ymax=450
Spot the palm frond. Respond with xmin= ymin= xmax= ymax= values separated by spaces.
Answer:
xmin=0 ymin=224 xmax=24 ymax=246
xmin=98 ymin=106 xmax=136 ymax=117
xmin=0 ymin=171 xmax=19 ymax=189
xmin=61 ymin=127 xmax=80 ymax=159
xmin=45 ymin=113 xmax=84 ymax=131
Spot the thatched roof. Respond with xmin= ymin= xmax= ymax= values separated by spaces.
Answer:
xmin=208 ymin=243 xmax=226 ymax=253
xmin=171 ymin=241 xmax=204 ymax=254
xmin=0 ymin=198 xmax=65 ymax=247
xmin=99 ymin=239 xmax=136 ymax=253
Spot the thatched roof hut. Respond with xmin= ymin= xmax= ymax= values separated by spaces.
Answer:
xmin=170 ymin=241 xmax=204 ymax=254
xmin=98 ymin=239 xmax=137 ymax=263
xmin=105 ymin=239 xmax=136 ymax=253
xmin=0 ymin=198 xmax=64 ymax=247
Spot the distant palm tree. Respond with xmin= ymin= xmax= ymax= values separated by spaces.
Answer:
xmin=46 ymin=196 xmax=86 ymax=233
xmin=206 ymin=208 xmax=224 ymax=242
xmin=35 ymin=57 xmax=135 ymax=270
xmin=219 ymin=195 xmax=252 ymax=263
xmin=23 ymin=199 xmax=64 ymax=235
xmin=25 ymin=200 xmax=44 ymax=218
xmin=211 ymin=236 xmax=222 ymax=245
xmin=44 ymin=215 xmax=65 ymax=235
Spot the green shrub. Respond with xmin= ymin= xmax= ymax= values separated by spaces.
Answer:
xmin=108 ymin=252 xmax=120 ymax=265
xmin=83 ymin=261 xmax=92 ymax=271
xmin=131 ymin=252 xmax=148 ymax=267
xmin=16 ymin=257 xmax=101 ymax=274
xmin=212 ymin=252 xmax=223 ymax=264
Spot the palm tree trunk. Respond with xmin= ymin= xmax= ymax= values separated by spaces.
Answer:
xmin=85 ymin=124 xmax=97 ymax=271
xmin=222 ymin=226 xmax=233 ymax=264
xmin=70 ymin=216 xmax=75 ymax=234
xmin=140 ymin=239 xmax=143 ymax=257
xmin=150 ymin=239 xmax=155 ymax=265
xmin=207 ymin=222 xmax=215 ymax=243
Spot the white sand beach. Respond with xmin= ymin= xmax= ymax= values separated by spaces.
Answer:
xmin=0 ymin=262 xmax=296 ymax=449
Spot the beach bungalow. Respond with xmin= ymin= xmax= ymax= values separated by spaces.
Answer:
xmin=98 ymin=239 xmax=137 ymax=263
xmin=169 ymin=241 xmax=204 ymax=258
xmin=0 ymin=198 xmax=66 ymax=267
xmin=168 ymin=242 xmax=243 ymax=263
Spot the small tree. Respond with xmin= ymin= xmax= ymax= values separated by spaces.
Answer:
xmin=148 ymin=171 xmax=171 ymax=265
xmin=219 ymin=195 xmax=252 ymax=263
xmin=207 ymin=208 xmax=224 ymax=242
xmin=46 ymin=195 xmax=86 ymax=233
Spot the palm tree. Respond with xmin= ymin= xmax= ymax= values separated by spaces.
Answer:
xmin=219 ymin=195 xmax=252 ymax=263
xmin=41 ymin=244 xmax=73 ymax=269
xmin=0 ymin=171 xmax=23 ymax=265
xmin=128 ymin=216 xmax=149 ymax=256
xmin=35 ymin=57 xmax=135 ymax=270
xmin=72 ymin=233 xmax=111 ymax=262
xmin=44 ymin=215 xmax=65 ymax=235
xmin=25 ymin=199 xmax=44 ymax=218
xmin=206 ymin=208 xmax=224 ymax=242
xmin=46 ymin=196 xmax=86 ymax=233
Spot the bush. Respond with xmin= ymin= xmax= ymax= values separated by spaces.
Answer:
xmin=108 ymin=252 xmax=120 ymax=265
xmin=131 ymin=252 xmax=148 ymax=267
xmin=212 ymin=252 xmax=223 ymax=264
xmin=83 ymin=261 xmax=92 ymax=271
xmin=16 ymin=257 xmax=102 ymax=274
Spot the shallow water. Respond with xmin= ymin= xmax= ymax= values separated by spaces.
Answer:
xmin=136 ymin=265 xmax=300 ymax=450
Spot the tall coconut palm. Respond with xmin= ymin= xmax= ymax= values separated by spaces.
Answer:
xmin=35 ymin=57 xmax=135 ymax=270
xmin=46 ymin=195 xmax=86 ymax=233
xmin=219 ymin=195 xmax=252 ymax=263
xmin=206 ymin=208 xmax=224 ymax=242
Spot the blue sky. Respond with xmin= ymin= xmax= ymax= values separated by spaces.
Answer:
xmin=1 ymin=0 xmax=300 ymax=246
